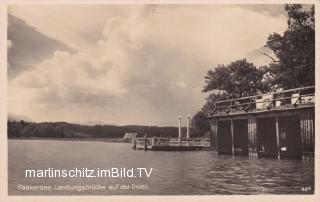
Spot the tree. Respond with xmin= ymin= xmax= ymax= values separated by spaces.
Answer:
xmin=265 ymin=4 xmax=315 ymax=89
xmin=202 ymin=59 xmax=270 ymax=115
xmin=203 ymin=59 xmax=269 ymax=98
xmin=199 ymin=4 xmax=314 ymax=121
xmin=191 ymin=111 xmax=210 ymax=137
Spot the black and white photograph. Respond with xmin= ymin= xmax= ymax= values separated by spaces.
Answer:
xmin=6 ymin=2 xmax=316 ymax=197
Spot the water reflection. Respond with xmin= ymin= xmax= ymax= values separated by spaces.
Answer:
xmin=8 ymin=140 xmax=314 ymax=195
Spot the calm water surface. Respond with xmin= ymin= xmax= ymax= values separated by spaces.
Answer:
xmin=8 ymin=139 xmax=314 ymax=195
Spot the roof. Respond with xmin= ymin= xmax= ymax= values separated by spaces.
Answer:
xmin=123 ymin=133 xmax=138 ymax=139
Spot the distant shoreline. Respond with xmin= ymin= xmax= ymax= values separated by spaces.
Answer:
xmin=8 ymin=137 xmax=131 ymax=143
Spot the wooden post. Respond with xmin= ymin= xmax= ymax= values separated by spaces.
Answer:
xmin=248 ymin=116 xmax=252 ymax=157
xmin=231 ymin=119 xmax=234 ymax=155
xmin=211 ymin=119 xmax=218 ymax=153
xmin=275 ymin=116 xmax=280 ymax=159
xmin=248 ymin=116 xmax=257 ymax=157
xmin=253 ymin=117 xmax=257 ymax=157
xmin=144 ymin=138 xmax=147 ymax=150
xmin=300 ymin=112 xmax=305 ymax=159
xmin=311 ymin=111 xmax=315 ymax=158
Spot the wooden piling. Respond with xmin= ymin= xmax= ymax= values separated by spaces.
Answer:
xmin=300 ymin=110 xmax=315 ymax=159
xmin=211 ymin=119 xmax=218 ymax=153
xmin=275 ymin=115 xmax=280 ymax=159
xmin=231 ymin=119 xmax=234 ymax=156
xmin=209 ymin=86 xmax=314 ymax=159
xmin=248 ymin=116 xmax=257 ymax=157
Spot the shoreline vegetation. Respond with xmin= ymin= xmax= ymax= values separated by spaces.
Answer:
xmin=7 ymin=120 xmax=202 ymax=141
xmin=8 ymin=136 xmax=130 ymax=143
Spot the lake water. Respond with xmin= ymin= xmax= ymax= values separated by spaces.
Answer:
xmin=8 ymin=139 xmax=314 ymax=195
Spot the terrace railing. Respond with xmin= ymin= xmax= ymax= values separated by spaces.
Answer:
xmin=210 ymin=86 xmax=315 ymax=116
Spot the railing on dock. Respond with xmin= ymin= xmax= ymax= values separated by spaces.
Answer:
xmin=133 ymin=137 xmax=211 ymax=150
xmin=210 ymin=86 xmax=315 ymax=116
xmin=152 ymin=138 xmax=211 ymax=147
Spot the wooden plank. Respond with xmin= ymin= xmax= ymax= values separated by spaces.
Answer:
xmin=211 ymin=119 xmax=218 ymax=153
xmin=248 ymin=116 xmax=252 ymax=156
xmin=275 ymin=115 xmax=280 ymax=159
xmin=231 ymin=119 xmax=234 ymax=155
xmin=253 ymin=117 xmax=257 ymax=157
xmin=299 ymin=110 xmax=315 ymax=159
xmin=312 ymin=111 xmax=315 ymax=157
xmin=247 ymin=115 xmax=257 ymax=157
xmin=306 ymin=112 xmax=310 ymax=151
xmin=302 ymin=112 xmax=305 ymax=157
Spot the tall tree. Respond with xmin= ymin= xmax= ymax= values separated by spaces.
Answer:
xmin=265 ymin=4 xmax=315 ymax=89
xmin=202 ymin=59 xmax=270 ymax=115
xmin=200 ymin=4 xmax=314 ymax=118
xmin=203 ymin=59 xmax=269 ymax=98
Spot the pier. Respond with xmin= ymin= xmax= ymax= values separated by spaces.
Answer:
xmin=209 ymin=86 xmax=315 ymax=159
xmin=133 ymin=137 xmax=211 ymax=151
xmin=132 ymin=115 xmax=210 ymax=151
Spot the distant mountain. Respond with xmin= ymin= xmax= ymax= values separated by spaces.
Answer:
xmin=8 ymin=113 xmax=33 ymax=122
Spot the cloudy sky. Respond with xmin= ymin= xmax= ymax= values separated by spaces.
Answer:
xmin=8 ymin=4 xmax=288 ymax=126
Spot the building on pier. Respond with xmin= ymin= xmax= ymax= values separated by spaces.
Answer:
xmin=208 ymin=86 xmax=315 ymax=159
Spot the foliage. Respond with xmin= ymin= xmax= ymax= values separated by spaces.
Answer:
xmin=7 ymin=121 xmax=180 ymax=139
xmin=191 ymin=111 xmax=210 ymax=137
xmin=201 ymin=59 xmax=270 ymax=115
xmin=265 ymin=4 xmax=315 ymax=89
xmin=201 ymin=4 xmax=315 ymax=117
xmin=203 ymin=59 xmax=269 ymax=98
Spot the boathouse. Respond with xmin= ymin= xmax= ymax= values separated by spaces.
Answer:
xmin=208 ymin=86 xmax=315 ymax=159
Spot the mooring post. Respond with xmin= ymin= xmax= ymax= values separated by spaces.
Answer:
xmin=133 ymin=139 xmax=136 ymax=150
xmin=275 ymin=115 xmax=280 ymax=159
xmin=144 ymin=138 xmax=147 ymax=150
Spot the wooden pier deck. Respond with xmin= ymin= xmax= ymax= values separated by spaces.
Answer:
xmin=132 ymin=138 xmax=211 ymax=151
xmin=208 ymin=86 xmax=315 ymax=159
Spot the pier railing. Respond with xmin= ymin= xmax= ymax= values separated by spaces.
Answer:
xmin=134 ymin=137 xmax=211 ymax=149
xmin=210 ymin=86 xmax=315 ymax=116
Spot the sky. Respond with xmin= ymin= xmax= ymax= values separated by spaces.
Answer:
xmin=8 ymin=4 xmax=288 ymax=126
